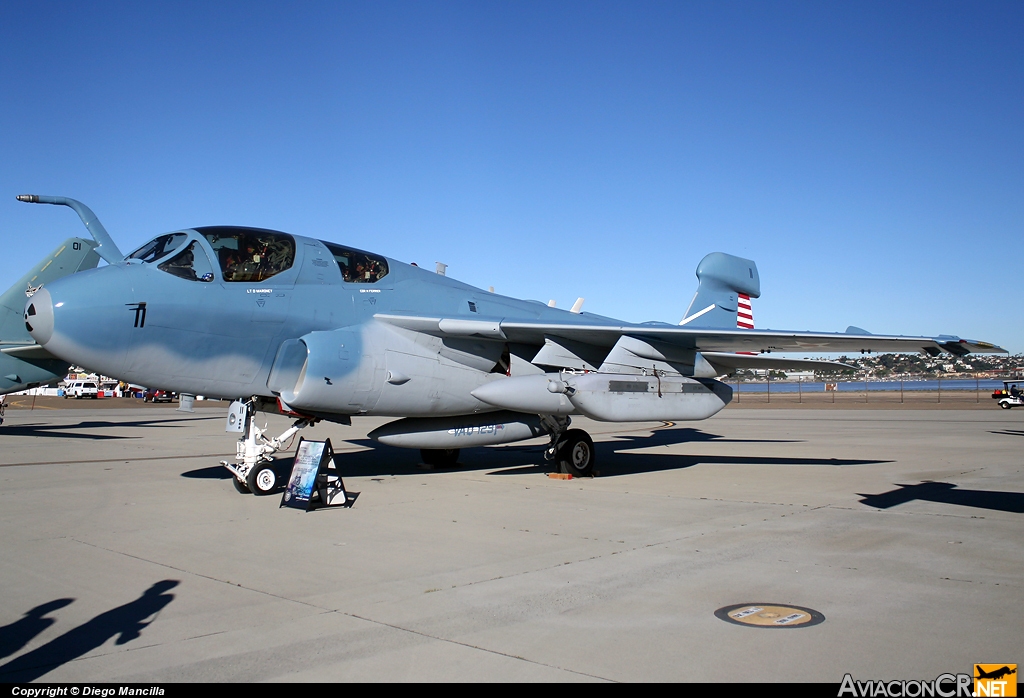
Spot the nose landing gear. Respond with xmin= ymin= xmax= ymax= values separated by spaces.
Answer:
xmin=221 ymin=399 xmax=314 ymax=495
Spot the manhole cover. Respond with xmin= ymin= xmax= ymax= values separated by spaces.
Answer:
xmin=715 ymin=603 xmax=825 ymax=628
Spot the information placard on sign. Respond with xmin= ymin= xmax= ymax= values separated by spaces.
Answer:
xmin=281 ymin=438 xmax=356 ymax=511
xmin=282 ymin=439 xmax=324 ymax=509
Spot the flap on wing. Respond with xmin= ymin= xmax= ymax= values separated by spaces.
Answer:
xmin=701 ymin=352 xmax=853 ymax=374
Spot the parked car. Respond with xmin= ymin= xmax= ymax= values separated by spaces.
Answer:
xmin=143 ymin=388 xmax=175 ymax=403
xmin=65 ymin=381 xmax=99 ymax=399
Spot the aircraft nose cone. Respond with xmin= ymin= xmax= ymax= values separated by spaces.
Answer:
xmin=24 ymin=287 xmax=54 ymax=345
xmin=25 ymin=265 xmax=134 ymax=376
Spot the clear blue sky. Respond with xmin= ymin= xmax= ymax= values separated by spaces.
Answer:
xmin=2 ymin=1 xmax=1021 ymax=352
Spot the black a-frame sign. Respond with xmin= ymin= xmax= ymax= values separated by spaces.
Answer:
xmin=281 ymin=438 xmax=356 ymax=511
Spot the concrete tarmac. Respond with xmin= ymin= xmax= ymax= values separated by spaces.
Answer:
xmin=0 ymin=404 xmax=1020 ymax=682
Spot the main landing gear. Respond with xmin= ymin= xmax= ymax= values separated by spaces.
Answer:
xmin=221 ymin=400 xmax=314 ymax=496
xmin=541 ymin=416 xmax=596 ymax=477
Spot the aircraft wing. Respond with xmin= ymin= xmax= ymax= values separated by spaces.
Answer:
xmin=376 ymin=314 xmax=1005 ymax=356
xmin=0 ymin=343 xmax=61 ymax=360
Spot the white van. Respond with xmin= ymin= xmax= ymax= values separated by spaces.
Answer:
xmin=65 ymin=381 xmax=99 ymax=399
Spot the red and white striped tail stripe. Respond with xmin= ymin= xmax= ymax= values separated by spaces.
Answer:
xmin=737 ymin=293 xmax=754 ymax=329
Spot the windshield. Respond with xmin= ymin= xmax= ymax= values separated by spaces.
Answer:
xmin=127 ymin=233 xmax=189 ymax=263
xmin=157 ymin=241 xmax=215 ymax=282
xmin=198 ymin=227 xmax=296 ymax=283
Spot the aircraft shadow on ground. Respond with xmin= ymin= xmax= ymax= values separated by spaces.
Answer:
xmin=858 ymin=482 xmax=1024 ymax=514
xmin=989 ymin=429 xmax=1024 ymax=438
xmin=0 ymin=580 xmax=179 ymax=682
xmin=183 ymin=427 xmax=870 ymax=487
xmin=2 ymin=416 xmax=217 ymax=441
xmin=181 ymin=466 xmax=233 ymax=479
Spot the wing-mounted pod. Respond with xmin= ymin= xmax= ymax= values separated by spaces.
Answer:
xmin=680 ymin=252 xmax=760 ymax=328
xmin=369 ymin=411 xmax=547 ymax=449
xmin=17 ymin=195 xmax=124 ymax=265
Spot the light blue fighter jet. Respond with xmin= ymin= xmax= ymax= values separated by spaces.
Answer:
xmin=19 ymin=195 xmax=1005 ymax=493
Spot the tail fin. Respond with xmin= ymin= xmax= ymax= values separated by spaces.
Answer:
xmin=0 ymin=237 xmax=100 ymax=343
xmin=679 ymin=252 xmax=760 ymax=329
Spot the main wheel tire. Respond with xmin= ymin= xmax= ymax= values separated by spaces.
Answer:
xmin=1000 ymin=401 xmax=1012 ymax=409
xmin=557 ymin=429 xmax=595 ymax=477
xmin=232 ymin=476 xmax=252 ymax=494
xmin=246 ymin=463 xmax=278 ymax=496
xmin=421 ymin=448 xmax=460 ymax=467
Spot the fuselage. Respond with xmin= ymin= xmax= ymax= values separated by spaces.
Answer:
xmin=25 ymin=226 xmax=630 ymax=416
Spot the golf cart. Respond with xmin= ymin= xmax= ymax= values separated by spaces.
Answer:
xmin=992 ymin=380 xmax=1024 ymax=409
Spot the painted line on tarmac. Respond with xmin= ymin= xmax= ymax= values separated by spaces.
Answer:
xmin=0 ymin=453 xmax=234 ymax=468
xmin=343 ymin=611 xmax=614 ymax=682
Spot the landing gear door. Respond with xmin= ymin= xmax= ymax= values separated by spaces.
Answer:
xmin=226 ymin=400 xmax=247 ymax=433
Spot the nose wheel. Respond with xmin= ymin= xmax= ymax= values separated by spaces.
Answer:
xmin=247 ymin=462 xmax=279 ymax=495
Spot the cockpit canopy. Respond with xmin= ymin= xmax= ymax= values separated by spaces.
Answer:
xmin=322 ymin=241 xmax=389 ymax=283
xmin=197 ymin=226 xmax=296 ymax=282
xmin=127 ymin=233 xmax=189 ymax=263
xmin=158 ymin=241 xmax=215 ymax=282
xmin=128 ymin=227 xmax=297 ymax=283
xmin=129 ymin=226 xmax=389 ymax=285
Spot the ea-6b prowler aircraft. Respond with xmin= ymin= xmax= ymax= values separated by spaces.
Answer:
xmin=19 ymin=195 xmax=1005 ymax=494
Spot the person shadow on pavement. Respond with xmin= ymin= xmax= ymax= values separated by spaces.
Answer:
xmin=0 ymin=598 xmax=74 ymax=661
xmin=0 ymin=580 xmax=179 ymax=682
